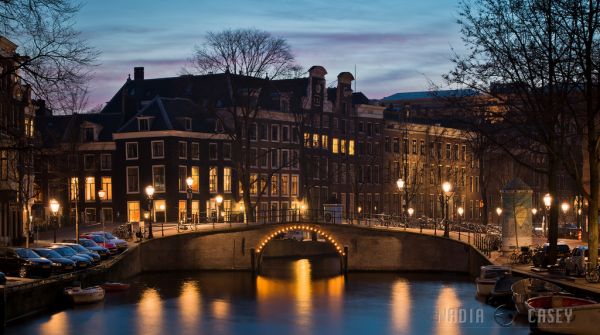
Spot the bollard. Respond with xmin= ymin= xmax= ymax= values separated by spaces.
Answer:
xmin=458 ymin=226 xmax=461 ymax=241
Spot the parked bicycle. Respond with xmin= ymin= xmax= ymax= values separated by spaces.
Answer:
xmin=113 ymin=223 xmax=132 ymax=240
xmin=585 ymin=263 xmax=600 ymax=283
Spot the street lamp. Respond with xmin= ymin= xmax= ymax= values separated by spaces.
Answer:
xmin=98 ymin=189 xmax=106 ymax=244
xmin=407 ymin=207 xmax=414 ymax=229
xmin=186 ymin=176 xmax=194 ymax=230
xmin=145 ymin=185 xmax=155 ymax=238
xmin=159 ymin=203 xmax=166 ymax=236
xmin=396 ymin=178 xmax=405 ymax=224
xmin=457 ymin=206 xmax=464 ymax=240
xmin=543 ymin=193 xmax=552 ymax=237
xmin=561 ymin=202 xmax=569 ymax=227
xmin=49 ymin=199 xmax=60 ymax=243
xmin=442 ymin=181 xmax=452 ymax=237
xmin=216 ymin=195 xmax=223 ymax=224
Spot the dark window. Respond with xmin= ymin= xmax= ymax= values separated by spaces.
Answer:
xmin=209 ymin=143 xmax=217 ymax=160
xmin=358 ymin=122 xmax=364 ymax=133
xmin=367 ymin=123 xmax=372 ymax=136
xmin=138 ymin=118 xmax=150 ymax=131
xmin=249 ymin=123 xmax=257 ymax=141
xmin=82 ymin=127 xmax=94 ymax=142
xmin=259 ymin=124 xmax=268 ymax=141
xmin=271 ymin=125 xmax=279 ymax=142
xmin=191 ymin=143 xmax=200 ymax=160
xmin=385 ymin=137 xmax=391 ymax=152
xmin=100 ymin=154 xmax=111 ymax=170
xmin=223 ymin=143 xmax=231 ymax=160
xmin=84 ymin=155 xmax=95 ymax=170
xmin=340 ymin=119 xmax=346 ymax=134
xmin=420 ymin=141 xmax=425 ymax=155
xmin=393 ymin=138 xmax=400 ymax=153
xmin=282 ymin=126 xmax=290 ymax=142
xmin=412 ymin=140 xmax=417 ymax=154
xmin=179 ymin=142 xmax=187 ymax=159
xmin=185 ymin=118 xmax=192 ymax=131
xmin=126 ymin=142 xmax=138 ymax=159
xmin=152 ymin=141 xmax=164 ymax=158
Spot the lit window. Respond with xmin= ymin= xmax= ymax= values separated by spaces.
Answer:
xmin=224 ymin=167 xmax=232 ymax=193
xmin=332 ymin=138 xmax=339 ymax=154
xmin=127 ymin=201 xmax=140 ymax=222
xmin=209 ymin=167 xmax=218 ymax=193
xmin=85 ymin=177 xmax=95 ymax=201
xmin=349 ymin=140 xmax=355 ymax=155
xmin=70 ymin=177 xmax=79 ymax=201
xmin=192 ymin=166 xmax=200 ymax=192
xmin=101 ymin=176 xmax=112 ymax=200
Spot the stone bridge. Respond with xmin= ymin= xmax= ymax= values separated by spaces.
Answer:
xmin=123 ymin=223 xmax=491 ymax=276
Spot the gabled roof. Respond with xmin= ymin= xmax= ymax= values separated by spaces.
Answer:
xmin=117 ymin=96 xmax=214 ymax=133
xmin=382 ymin=89 xmax=477 ymax=101
xmin=36 ymin=112 xmax=122 ymax=146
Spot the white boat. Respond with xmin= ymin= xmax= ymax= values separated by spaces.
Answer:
xmin=64 ymin=286 xmax=105 ymax=304
xmin=526 ymin=295 xmax=600 ymax=335
xmin=511 ymin=278 xmax=565 ymax=315
xmin=475 ymin=265 xmax=511 ymax=297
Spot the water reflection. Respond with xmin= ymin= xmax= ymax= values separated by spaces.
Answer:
xmin=39 ymin=311 xmax=68 ymax=335
xmin=178 ymin=281 xmax=201 ymax=330
xmin=390 ymin=280 xmax=411 ymax=334
xmin=434 ymin=286 xmax=461 ymax=335
xmin=137 ymin=288 xmax=163 ymax=335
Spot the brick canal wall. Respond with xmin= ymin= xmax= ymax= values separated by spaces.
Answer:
xmin=2 ymin=225 xmax=492 ymax=324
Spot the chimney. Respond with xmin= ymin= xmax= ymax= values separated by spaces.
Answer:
xmin=134 ymin=67 xmax=144 ymax=81
xmin=336 ymin=72 xmax=354 ymax=113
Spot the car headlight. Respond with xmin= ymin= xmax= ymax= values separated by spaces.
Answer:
xmin=52 ymin=262 xmax=62 ymax=267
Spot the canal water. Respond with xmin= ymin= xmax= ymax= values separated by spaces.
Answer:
xmin=6 ymin=257 xmax=530 ymax=335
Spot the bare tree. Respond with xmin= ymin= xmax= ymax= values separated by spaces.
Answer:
xmin=187 ymin=28 xmax=301 ymax=79
xmin=446 ymin=0 xmax=580 ymax=264
xmin=0 ymin=0 xmax=98 ymax=110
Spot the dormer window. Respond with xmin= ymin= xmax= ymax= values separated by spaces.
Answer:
xmin=138 ymin=117 xmax=151 ymax=131
xmin=82 ymin=127 xmax=94 ymax=142
xmin=184 ymin=118 xmax=192 ymax=131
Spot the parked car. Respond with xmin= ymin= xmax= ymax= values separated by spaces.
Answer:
xmin=564 ymin=246 xmax=600 ymax=276
xmin=80 ymin=234 xmax=118 ymax=255
xmin=74 ymin=238 xmax=111 ymax=259
xmin=48 ymin=246 xmax=93 ymax=270
xmin=532 ymin=243 xmax=571 ymax=267
xmin=32 ymin=248 xmax=76 ymax=274
xmin=54 ymin=243 xmax=101 ymax=263
xmin=88 ymin=232 xmax=128 ymax=252
xmin=0 ymin=247 xmax=52 ymax=278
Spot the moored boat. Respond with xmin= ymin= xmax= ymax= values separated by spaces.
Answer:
xmin=511 ymin=278 xmax=565 ymax=315
xmin=526 ymin=295 xmax=600 ymax=335
xmin=488 ymin=275 xmax=523 ymax=306
xmin=475 ymin=265 xmax=511 ymax=297
xmin=101 ymin=282 xmax=130 ymax=292
xmin=64 ymin=286 xmax=105 ymax=304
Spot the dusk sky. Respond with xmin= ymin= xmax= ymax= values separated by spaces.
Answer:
xmin=76 ymin=0 xmax=463 ymax=108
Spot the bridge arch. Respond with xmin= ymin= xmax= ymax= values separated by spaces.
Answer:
xmin=255 ymin=224 xmax=345 ymax=256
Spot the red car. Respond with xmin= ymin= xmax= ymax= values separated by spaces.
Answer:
xmin=80 ymin=234 xmax=118 ymax=255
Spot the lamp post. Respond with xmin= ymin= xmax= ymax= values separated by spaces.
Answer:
xmin=216 ymin=195 xmax=223 ymax=225
xmin=357 ymin=206 xmax=362 ymax=225
xmin=396 ymin=178 xmax=405 ymax=226
xmin=145 ymin=185 xmax=155 ymax=239
xmin=98 ymin=189 xmax=106 ymax=244
xmin=561 ymin=202 xmax=569 ymax=229
xmin=159 ymin=203 xmax=166 ymax=236
xmin=186 ymin=177 xmax=193 ymax=230
xmin=496 ymin=207 xmax=502 ymax=226
xmin=442 ymin=181 xmax=452 ymax=238
xmin=543 ymin=193 xmax=552 ymax=238
xmin=49 ymin=199 xmax=60 ymax=243
xmin=407 ymin=207 xmax=414 ymax=230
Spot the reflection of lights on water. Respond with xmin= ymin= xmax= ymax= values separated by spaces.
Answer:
xmin=434 ymin=286 xmax=461 ymax=335
xmin=294 ymin=259 xmax=312 ymax=327
xmin=179 ymin=281 xmax=201 ymax=328
xmin=211 ymin=299 xmax=230 ymax=320
xmin=137 ymin=288 xmax=163 ymax=335
xmin=256 ymin=258 xmax=345 ymax=331
xmin=40 ymin=311 xmax=68 ymax=335
xmin=390 ymin=280 xmax=411 ymax=333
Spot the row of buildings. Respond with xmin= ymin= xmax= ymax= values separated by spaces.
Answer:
xmin=0 ymin=35 xmax=579 ymax=245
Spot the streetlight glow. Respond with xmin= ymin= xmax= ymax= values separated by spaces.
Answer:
xmin=396 ymin=178 xmax=405 ymax=190
xmin=145 ymin=185 xmax=155 ymax=198
xmin=496 ymin=207 xmax=502 ymax=216
xmin=543 ymin=193 xmax=552 ymax=208
xmin=216 ymin=195 xmax=223 ymax=204
xmin=49 ymin=199 xmax=60 ymax=214
xmin=407 ymin=208 xmax=414 ymax=216
xmin=561 ymin=202 xmax=569 ymax=214
xmin=186 ymin=176 xmax=194 ymax=187
xmin=531 ymin=208 xmax=538 ymax=215
xmin=98 ymin=189 xmax=106 ymax=200
xmin=442 ymin=181 xmax=452 ymax=193
xmin=457 ymin=207 xmax=464 ymax=216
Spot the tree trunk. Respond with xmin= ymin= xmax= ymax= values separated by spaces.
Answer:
xmin=547 ymin=154 xmax=560 ymax=266
xmin=587 ymin=115 xmax=599 ymax=268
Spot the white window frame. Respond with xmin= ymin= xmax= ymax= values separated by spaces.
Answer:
xmin=152 ymin=165 xmax=166 ymax=193
xmin=126 ymin=166 xmax=140 ymax=194
xmin=100 ymin=154 xmax=112 ymax=171
xmin=151 ymin=140 xmax=164 ymax=159
xmin=179 ymin=141 xmax=187 ymax=159
xmin=209 ymin=143 xmax=218 ymax=160
xmin=191 ymin=142 xmax=200 ymax=160
xmin=125 ymin=142 xmax=138 ymax=160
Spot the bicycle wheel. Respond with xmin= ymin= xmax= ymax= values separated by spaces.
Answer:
xmin=585 ymin=268 xmax=600 ymax=283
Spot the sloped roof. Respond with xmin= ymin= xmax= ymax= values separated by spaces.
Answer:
xmin=382 ymin=89 xmax=477 ymax=101
xmin=36 ymin=112 xmax=122 ymax=146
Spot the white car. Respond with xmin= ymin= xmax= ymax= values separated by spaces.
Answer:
xmin=564 ymin=246 xmax=600 ymax=276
